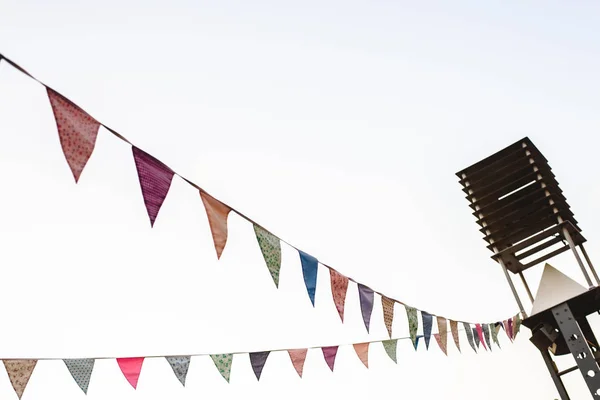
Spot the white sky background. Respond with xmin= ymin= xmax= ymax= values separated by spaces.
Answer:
xmin=0 ymin=1 xmax=600 ymax=399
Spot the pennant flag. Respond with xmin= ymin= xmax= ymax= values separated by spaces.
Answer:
xmin=64 ymin=358 xmax=95 ymax=394
xmin=287 ymin=349 xmax=308 ymax=378
xmin=422 ymin=311 xmax=433 ymax=350
xmin=381 ymin=296 xmax=395 ymax=338
xmin=117 ymin=357 xmax=144 ymax=389
xmin=330 ymin=269 xmax=349 ymax=322
xmin=210 ymin=354 xmax=233 ymax=383
xmin=405 ymin=306 xmax=419 ymax=350
xmin=436 ymin=316 xmax=448 ymax=355
xmin=415 ymin=334 xmax=425 ymax=349
xmin=492 ymin=323 xmax=502 ymax=349
xmin=47 ymin=88 xmax=100 ymax=182
xmin=3 ymin=360 xmax=37 ymax=399
xmin=200 ymin=191 xmax=232 ymax=259
xmin=450 ymin=320 xmax=461 ymax=352
xmin=322 ymin=346 xmax=339 ymax=372
xmin=506 ymin=319 xmax=514 ymax=341
xmin=463 ymin=323 xmax=477 ymax=353
xmin=475 ymin=324 xmax=487 ymax=351
xmin=358 ymin=284 xmax=374 ymax=333
xmin=472 ymin=327 xmax=481 ymax=349
xmin=513 ymin=313 xmax=522 ymax=339
xmin=434 ymin=333 xmax=447 ymax=355
xmin=132 ymin=147 xmax=175 ymax=227
xmin=482 ymin=324 xmax=492 ymax=351
xmin=253 ymin=225 xmax=281 ymax=287
xmin=165 ymin=356 xmax=191 ymax=387
xmin=298 ymin=250 xmax=318 ymax=306
xmin=353 ymin=343 xmax=369 ymax=368
xmin=250 ymin=352 xmax=270 ymax=381
xmin=382 ymin=339 xmax=398 ymax=363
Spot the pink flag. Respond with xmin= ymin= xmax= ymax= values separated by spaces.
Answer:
xmin=47 ymin=88 xmax=100 ymax=182
xmin=504 ymin=319 xmax=514 ymax=341
xmin=381 ymin=296 xmax=395 ymax=338
xmin=200 ymin=191 xmax=232 ymax=259
xmin=132 ymin=147 xmax=174 ymax=227
xmin=353 ymin=343 xmax=369 ymax=368
xmin=117 ymin=357 xmax=144 ymax=389
xmin=475 ymin=324 xmax=487 ymax=351
xmin=329 ymin=269 xmax=349 ymax=322
xmin=434 ymin=334 xmax=447 ymax=355
xmin=287 ymin=349 xmax=308 ymax=378
xmin=322 ymin=346 xmax=339 ymax=372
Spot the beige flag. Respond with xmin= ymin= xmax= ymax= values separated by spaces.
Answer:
xmin=381 ymin=296 xmax=395 ymax=338
xmin=3 ymin=360 xmax=37 ymax=399
xmin=450 ymin=320 xmax=461 ymax=352
xmin=200 ymin=191 xmax=232 ymax=259
xmin=436 ymin=316 xmax=448 ymax=355
xmin=353 ymin=343 xmax=369 ymax=368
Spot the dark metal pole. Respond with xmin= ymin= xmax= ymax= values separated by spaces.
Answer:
xmin=540 ymin=349 xmax=570 ymax=400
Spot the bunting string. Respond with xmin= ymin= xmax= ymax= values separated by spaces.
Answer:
xmin=0 ymin=51 xmax=518 ymax=330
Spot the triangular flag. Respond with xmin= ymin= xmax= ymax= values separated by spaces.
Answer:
xmin=298 ymin=250 xmax=318 ymax=306
xmin=405 ymin=306 xmax=419 ymax=350
xmin=472 ymin=327 xmax=481 ymax=349
xmin=322 ymin=346 xmax=339 ymax=371
xmin=482 ymin=324 xmax=492 ymax=351
xmin=492 ymin=323 xmax=502 ymax=349
xmin=506 ymin=319 xmax=514 ymax=341
xmin=353 ymin=343 xmax=369 ymax=368
xmin=475 ymin=324 xmax=487 ymax=351
xmin=434 ymin=333 xmax=447 ymax=355
xmin=132 ymin=147 xmax=175 ymax=227
xmin=422 ymin=311 xmax=433 ymax=350
xmin=450 ymin=320 xmax=461 ymax=352
xmin=200 ymin=192 xmax=232 ymax=259
xmin=3 ymin=360 xmax=37 ymax=399
xmin=330 ymin=269 xmax=349 ymax=322
xmin=249 ymin=352 xmax=270 ymax=381
xmin=415 ymin=334 xmax=424 ymax=349
xmin=47 ymin=88 xmax=100 ymax=182
xmin=502 ymin=319 xmax=512 ymax=341
xmin=253 ymin=225 xmax=281 ymax=287
xmin=513 ymin=313 xmax=522 ymax=339
xmin=116 ymin=358 xmax=144 ymax=389
xmin=165 ymin=356 xmax=190 ymax=387
xmin=64 ymin=359 xmax=95 ymax=394
xmin=381 ymin=296 xmax=395 ymax=338
xmin=436 ymin=316 xmax=448 ymax=355
xmin=358 ymin=284 xmax=374 ymax=333
xmin=210 ymin=354 xmax=233 ymax=383
xmin=382 ymin=339 xmax=398 ymax=363
xmin=287 ymin=349 xmax=308 ymax=378
xmin=463 ymin=323 xmax=477 ymax=353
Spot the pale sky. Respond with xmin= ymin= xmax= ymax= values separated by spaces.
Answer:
xmin=1 ymin=1 xmax=600 ymax=399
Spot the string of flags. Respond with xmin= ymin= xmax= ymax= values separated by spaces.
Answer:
xmin=0 ymin=315 xmax=522 ymax=398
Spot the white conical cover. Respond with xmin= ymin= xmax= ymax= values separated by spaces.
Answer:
xmin=531 ymin=264 xmax=587 ymax=315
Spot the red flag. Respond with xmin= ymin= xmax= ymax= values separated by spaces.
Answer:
xmin=132 ymin=147 xmax=174 ymax=227
xmin=200 ymin=191 xmax=232 ymax=259
xmin=329 ymin=269 xmax=349 ymax=322
xmin=475 ymin=323 xmax=487 ymax=351
xmin=117 ymin=357 xmax=144 ymax=389
xmin=47 ymin=88 xmax=100 ymax=182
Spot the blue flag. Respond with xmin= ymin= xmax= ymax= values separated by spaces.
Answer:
xmin=422 ymin=311 xmax=433 ymax=350
xmin=298 ymin=250 xmax=318 ymax=306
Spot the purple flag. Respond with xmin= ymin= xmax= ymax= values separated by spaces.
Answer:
xmin=322 ymin=346 xmax=339 ymax=371
xmin=249 ymin=352 xmax=270 ymax=381
xmin=358 ymin=284 xmax=374 ymax=333
xmin=132 ymin=147 xmax=174 ymax=227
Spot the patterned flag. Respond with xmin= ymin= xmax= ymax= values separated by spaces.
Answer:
xmin=472 ymin=327 xmax=481 ymax=349
xmin=3 ymin=360 xmax=37 ymax=399
xmin=433 ymin=333 xmax=447 ymax=355
xmin=165 ymin=356 xmax=191 ymax=387
xmin=322 ymin=346 xmax=339 ymax=372
xmin=482 ymin=324 xmax=492 ymax=351
xmin=132 ymin=147 xmax=175 ymax=227
xmin=422 ymin=311 xmax=433 ymax=350
xmin=436 ymin=316 xmax=448 ymax=355
xmin=64 ymin=358 xmax=95 ymax=394
xmin=405 ymin=306 xmax=419 ymax=350
xmin=330 ymin=269 xmax=349 ymax=322
xmin=200 ymin=192 xmax=232 ymax=259
xmin=382 ymin=339 xmax=398 ymax=363
xmin=513 ymin=313 xmax=522 ymax=339
xmin=358 ymin=284 xmax=374 ymax=333
xmin=463 ymin=323 xmax=477 ymax=353
xmin=116 ymin=358 xmax=144 ymax=389
xmin=47 ymin=88 xmax=100 ymax=182
xmin=353 ymin=343 xmax=369 ymax=368
xmin=450 ymin=320 xmax=461 ymax=352
xmin=475 ymin=324 xmax=487 ymax=351
xmin=492 ymin=323 xmax=502 ymax=349
xmin=381 ymin=296 xmax=395 ymax=338
xmin=249 ymin=352 xmax=270 ymax=381
xmin=210 ymin=354 xmax=233 ymax=383
xmin=287 ymin=349 xmax=308 ymax=378
xmin=253 ymin=225 xmax=281 ymax=287
xmin=298 ymin=250 xmax=318 ymax=306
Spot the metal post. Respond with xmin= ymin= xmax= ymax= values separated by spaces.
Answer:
xmin=519 ymin=272 xmax=534 ymax=303
xmin=540 ymin=349 xmax=571 ymax=400
xmin=553 ymin=303 xmax=600 ymax=398
xmin=498 ymin=257 xmax=527 ymax=318
xmin=579 ymin=244 xmax=600 ymax=287
xmin=562 ymin=228 xmax=594 ymax=288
